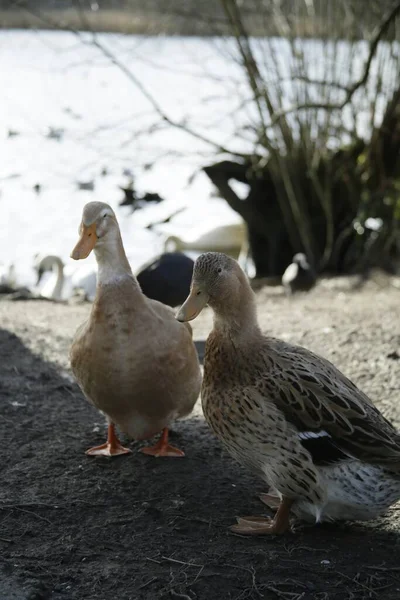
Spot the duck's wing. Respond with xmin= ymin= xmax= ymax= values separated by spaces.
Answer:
xmin=264 ymin=338 xmax=400 ymax=465
xmin=149 ymin=296 xmax=194 ymax=337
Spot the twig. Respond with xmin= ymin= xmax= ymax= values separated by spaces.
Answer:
xmin=259 ymin=585 xmax=305 ymax=600
xmin=191 ymin=565 xmax=205 ymax=585
xmin=10 ymin=0 xmax=246 ymax=158
xmin=170 ymin=592 xmax=192 ymax=600
xmin=161 ymin=555 xmax=203 ymax=568
xmin=367 ymin=565 xmax=400 ymax=572
xmin=145 ymin=557 xmax=161 ymax=564
xmin=336 ymin=570 xmax=379 ymax=597
xmin=223 ymin=563 xmax=262 ymax=597
xmin=269 ymin=0 xmax=400 ymax=124
xmin=137 ymin=576 xmax=158 ymax=590
xmin=0 ymin=502 xmax=100 ymax=509
xmin=0 ymin=506 xmax=52 ymax=524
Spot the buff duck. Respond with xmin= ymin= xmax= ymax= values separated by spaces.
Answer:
xmin=177 ymin=252 xmax=400 ymax=535
xmin=70 ymin=202 xmax=201 ymax=457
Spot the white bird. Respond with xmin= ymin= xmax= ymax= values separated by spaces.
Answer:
xmin=34 ymin=254 xmax=97 ymax=301
xmin=164 ymin=221 xmax=250 ymax=273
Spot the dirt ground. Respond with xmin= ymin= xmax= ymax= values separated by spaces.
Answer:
xmin=1 ymin=274 xmax=400 ymax=600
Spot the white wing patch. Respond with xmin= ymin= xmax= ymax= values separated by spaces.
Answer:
xmin=298 ymin=430 xmax=331 ymax=440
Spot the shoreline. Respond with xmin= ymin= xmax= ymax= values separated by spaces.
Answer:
xmin=0 ymin=9 xmax=387 ymax=39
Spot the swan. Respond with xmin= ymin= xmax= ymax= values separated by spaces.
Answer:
xmin=163 ymin=221 xmax=251 ymax=273
xmin=34 ymin=255 xmax=97 ymax=301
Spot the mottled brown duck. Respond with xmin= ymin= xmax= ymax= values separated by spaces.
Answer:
xmin=70 ymin=201 xmax=201 ymax=457
xmin=177 ymin=252 xmax=400 ymax=535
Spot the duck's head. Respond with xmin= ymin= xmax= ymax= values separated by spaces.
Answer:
xmin=71 ymin=202 xmax=118 ymax=260
xmin=292 ymin=253 xmax=311 ymax=271
xmin=177 ymin=252 xmax=251 ymax=323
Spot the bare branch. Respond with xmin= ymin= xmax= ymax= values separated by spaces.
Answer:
xmin=269 ymin=0 xmax=400 ymax=126
xmin=288 ymin=75 xmax=352 ymax=92
xmin=11 ymin=0 xmax=248 ymax=159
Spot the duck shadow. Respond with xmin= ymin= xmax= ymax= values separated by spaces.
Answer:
xmin=1 ymin=327 xmax=400 ymax=600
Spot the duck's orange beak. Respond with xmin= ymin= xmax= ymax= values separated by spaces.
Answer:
xmin=70 ymin=223 xmax=97 ymax=260
xmin=176 ymin=285 xmax=209 ymax=322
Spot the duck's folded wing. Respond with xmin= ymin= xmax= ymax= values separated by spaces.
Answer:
xmin=267 ymin=339 xmax=400 ymax=465
xmin=297 ymin=430 xmax=351 ymax=466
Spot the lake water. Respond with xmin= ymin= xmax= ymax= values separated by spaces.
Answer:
xmin=1 ymin=30 xmax=398 ymax=290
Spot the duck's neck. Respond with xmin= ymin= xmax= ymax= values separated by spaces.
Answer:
xmin=94 ymin=232 xmax=135 ymax=288
xmin=212 ymin=287 xmax=260 ymax=341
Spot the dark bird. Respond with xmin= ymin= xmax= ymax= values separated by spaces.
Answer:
xmin=137 ymin=252 xmax=194 ymax=308
xmin=77 ymin=180 xmax=95 ymax=191
xmin=119 ymin=180 xmax=164 ymax=210
xmin=282 ymin=253 xmax=316 ymax=294
xmin=46 ymin=127 xmax=64 ymax=141
xmin=141 ymin=192 xmax=163 ymax=204
xmin=119 ymin=180 xmax=136 ymax=207
xmin=146 ymin=207 xmax=186 ymax=230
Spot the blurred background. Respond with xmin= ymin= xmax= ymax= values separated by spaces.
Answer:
xmin=1 ymin=0 xmax=400 ymax=299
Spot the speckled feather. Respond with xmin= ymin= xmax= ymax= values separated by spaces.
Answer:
xmin=189 ymin=252 xmax=400 ymax=523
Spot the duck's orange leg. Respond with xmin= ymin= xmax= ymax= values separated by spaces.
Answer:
xmin=230 ymin=497 xmax=293 ymax=535
xmin=139 ymin=427 xmax=185 ymax=458
xmin=86 ymin=423 xmax=132 ymax=457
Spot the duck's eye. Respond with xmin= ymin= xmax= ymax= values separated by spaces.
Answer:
xmin=102 ymin=213 xmax=107 ymax=219
xmin=196 ymin=290 xmax=201 ymax=296
xmin=217 ymin=267 xmax=222 ymax=274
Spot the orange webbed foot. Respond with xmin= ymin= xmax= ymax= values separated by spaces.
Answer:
xmin=229 ymin=497 xmax=293 ymax=536
xmin=139 ymin=428 xmax=185 ymax=458
xmin=86 ymin=423 xmax=131 ymax=458
xmin=86 ymin=442 xmax=132 ymax=457
xmin=230 ymin=516 xmax=282 ymax=535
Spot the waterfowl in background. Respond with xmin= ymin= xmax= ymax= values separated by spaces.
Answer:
xmin=34 ymin=255 xmax=65 ymax=300
xmin=177 ymin=252 xmax=400 ymax=535
xmin=34 ymin=254 xmax=97 ymax=301
xmin=70 ymin=202 xmax=201 ymax=457
xmin=136 ymin=252 xmax=194 ymax=308
xmin=164 ymin=221 xmax=250 ymax=273
xmin=282 ymin=253 xmax=316 ymax=294
xmin=35 ymin=251 xmax=191 ymax=305
xmin=0 ymin=262 xmax=17 ymax=291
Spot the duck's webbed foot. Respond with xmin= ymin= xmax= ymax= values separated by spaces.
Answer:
xmin=139 ymin=428 xmax=185 ymax=458
xmin=230 ymin=497 xmax=293 ymax=535
xmin=86 ymin=423 xmax=132 ymax=457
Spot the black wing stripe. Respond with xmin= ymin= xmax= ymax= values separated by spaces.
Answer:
xmin=300 ymin=433 xmax=350 ymax=466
